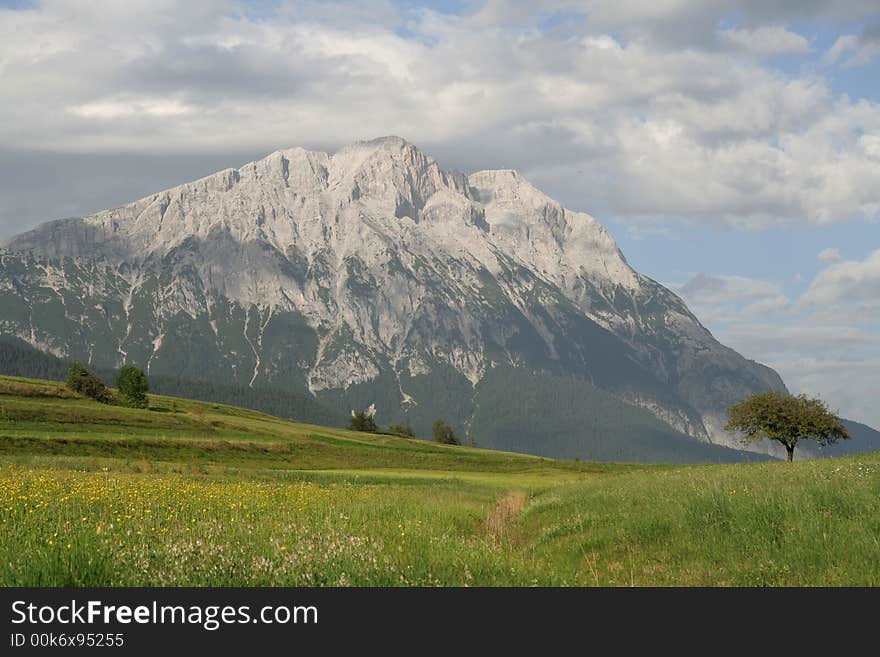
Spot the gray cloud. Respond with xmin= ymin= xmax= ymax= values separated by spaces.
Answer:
xmin=2 ymin=0 xmax=879 ymax=240
xmin=679 ymin=273 xmax=783 ymax=304
xmin=673 ymin=273 xmax=792 ymax=325
xmin=720 ymin=324 xmax=880 ymax=355
xmin=522 ymin=0 xmax=880 ymax=50
xmin=0 ymin=149 xmax=267 ymax=235
xmin=825 ymin=24 xmax=880 ymax=66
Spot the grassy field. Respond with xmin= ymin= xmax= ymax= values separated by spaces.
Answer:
xmin=1 ymin=374 xmax=878 ymax=586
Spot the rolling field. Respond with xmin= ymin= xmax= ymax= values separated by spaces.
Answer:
xmin=1 ymin=374 xmax=879 ymax=586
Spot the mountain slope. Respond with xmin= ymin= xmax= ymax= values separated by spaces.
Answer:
xmin=0 ymin=136 xmax=805 ymax=460
xmin=0 ymin=335 xmax=344 ymax=427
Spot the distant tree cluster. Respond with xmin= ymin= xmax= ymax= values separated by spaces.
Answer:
xmin=65 ymin=362 xmax=151 ymax=409
xmin=345 ymin=408 xmax=468 ymax=446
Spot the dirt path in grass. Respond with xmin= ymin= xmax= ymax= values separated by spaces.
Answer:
xmin=484 ymin=490 xmax=528 ymax=542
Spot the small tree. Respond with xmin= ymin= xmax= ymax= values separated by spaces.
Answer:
xmin=66 ymin=361 xmax=112 ymax=404
xmin=432 ymin=419 xmax=461 ymax=445
xmin=387 ymin=424 xmax=416 ymax=438
xmin=349 ymin=411 xmax=378 ymax=433
xmin=117 ymin=365 xmax=149 ymax=409
xmin=725 ymin=391 xmax=849 ymax=462
xmin=66 ymin=361 xmax=89 ymax=391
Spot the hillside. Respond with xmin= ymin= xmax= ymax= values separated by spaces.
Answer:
xmin=0 ymin=341 xmax=774 ymax=464
xmin=0 ymin=374 xmax=597 ymax=478
xmin=1 ymin=375 xmax=879 ymax=586
xmin=6 ymin=342 xmax=879 ymax=462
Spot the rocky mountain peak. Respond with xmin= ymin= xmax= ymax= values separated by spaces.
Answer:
xmin=0 ymin=137 xmax=791 ymax=458
xmin=327 ymin=136 xmax=470 ymax=220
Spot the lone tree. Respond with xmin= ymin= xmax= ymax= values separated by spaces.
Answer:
xmin=432 ymin=419 xmax=461 ymax=446
xmin=725 ymin=391 xmax=849 ymax=462
xmin=66 ymin=361 xmax=112 ymax=404
xmin=117 ymin=365 xmax=149 ymax=409
xmin=349 ymin=411 xmax=378 ymax=433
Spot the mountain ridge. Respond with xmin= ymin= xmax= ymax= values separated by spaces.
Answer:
xmin=0 ymin=136 xmax=809 ymax=460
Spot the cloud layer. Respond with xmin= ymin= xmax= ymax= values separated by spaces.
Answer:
xmin=2 ymin=0 xmax=880 ymax=234
xmin=675 ymin=249 xmax=880 ymax=428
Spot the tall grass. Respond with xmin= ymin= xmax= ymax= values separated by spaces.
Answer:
xmin=2 ymin=455 xmax=879 ymax=586
xmin=522 ymin=455 xmax=880 ymax=585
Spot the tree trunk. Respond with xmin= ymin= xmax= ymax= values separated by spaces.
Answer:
xmin=786 ymin=445 xmax=794 ymax=462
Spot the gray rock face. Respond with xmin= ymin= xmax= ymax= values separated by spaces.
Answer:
xmin=1 ymin=136 xmax=787 ymax=456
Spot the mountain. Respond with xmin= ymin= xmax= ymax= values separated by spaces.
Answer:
xmin=2 ymin=136 xmax=868 ymax=462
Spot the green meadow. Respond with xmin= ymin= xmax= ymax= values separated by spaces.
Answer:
xmin=1 ymin=374 xmax=878 ymax=586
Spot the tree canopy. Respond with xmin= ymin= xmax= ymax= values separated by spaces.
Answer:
xmin=117 ymin=365 xmax=149 ymax=409
xmin=725 ymin=391 xmax=849 ymax=461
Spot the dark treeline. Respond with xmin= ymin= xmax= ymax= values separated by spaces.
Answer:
xmin=0 ymin=336 xmax=70 ymax=381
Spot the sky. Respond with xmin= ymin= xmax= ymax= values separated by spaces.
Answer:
xmin=0 ymin=0 xmax=878 ymax=427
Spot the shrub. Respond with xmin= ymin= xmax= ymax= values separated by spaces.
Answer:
xmin=65 ymin=362 xmax=89 ymax=391
xmin=387 ymin=424 xmax=416 ymax=438
xmin=66 ymin=362 xmax=112 ymax=404
xmin=432 ymin=419 xmax=461 ymax=445
xmin=349 ymin=411 xmax=379 ymax=433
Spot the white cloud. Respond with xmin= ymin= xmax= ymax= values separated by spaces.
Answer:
xmin=720 ymin=26 xmax=810 ymax=57
xmin=801 ymin=249 xmax=880 ymax=308
xmin=69 ymin=98 xmax=194 ymax=119
xmin=818 ymin=247 xmax=841 ymax=264
xmin=557 ymin=0 xmax=879 ymax=42
xmin=751 ymin=356 xmax=880 ymax=428
xmin=740 ymin=295 xmax=791 ymax=316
